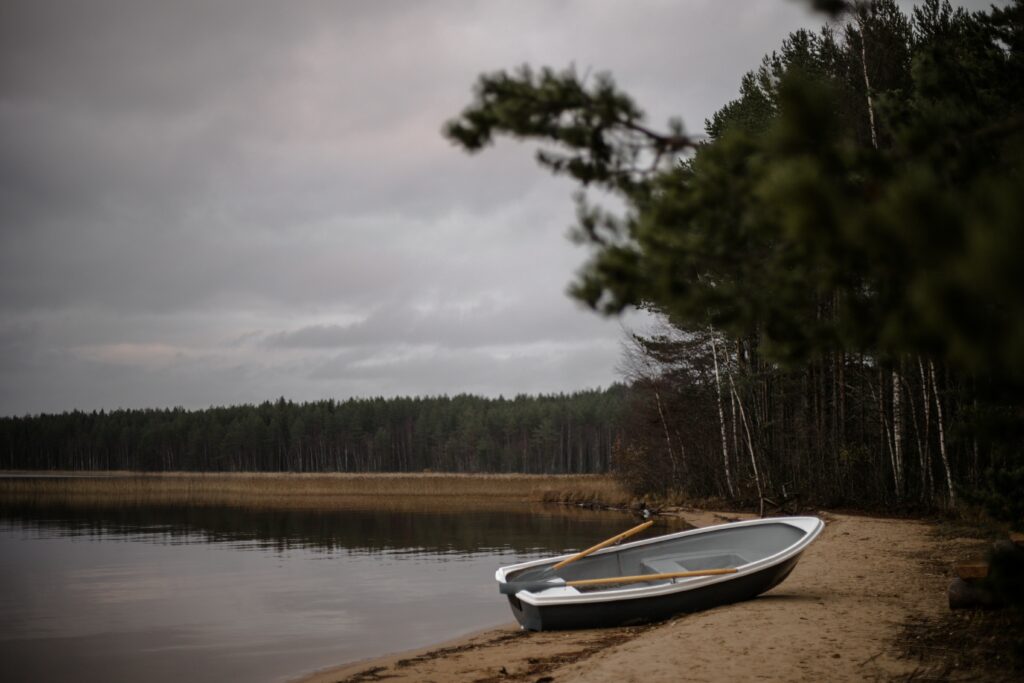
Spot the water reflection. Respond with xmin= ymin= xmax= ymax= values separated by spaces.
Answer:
xmin=0 ymin=500 xmax=674 ymax=683
xmin=0 ymin=501 xmax=654 ymax=556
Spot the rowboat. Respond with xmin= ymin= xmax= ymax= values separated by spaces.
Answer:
xmin=496 ymin=516 xmax=824 ymax=631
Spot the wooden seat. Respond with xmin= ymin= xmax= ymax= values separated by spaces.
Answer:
xmin=641 ymin=558 xmax=687 ymax=574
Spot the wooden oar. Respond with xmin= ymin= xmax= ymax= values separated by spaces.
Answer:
xmin=501 ymin=520 xmax=654 ymax=593
xmin=551 ymin=520 xmax=654 ymax=571
xmin=499 ymin=567 xmax=737 ymax=595
xmin=567 ymin=567 xmax=737 ymax=587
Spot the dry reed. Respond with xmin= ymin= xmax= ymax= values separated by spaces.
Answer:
xmin=0 ymin=472 xmax=631 ymax=511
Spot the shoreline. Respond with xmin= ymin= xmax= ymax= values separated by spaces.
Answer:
xmin=293 ymin=509 xmax=985 ymax=683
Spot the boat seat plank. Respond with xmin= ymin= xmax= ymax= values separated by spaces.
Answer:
xmin=642 ymin=559 xmax=687 ymax=574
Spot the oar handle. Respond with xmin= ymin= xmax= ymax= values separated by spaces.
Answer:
xmin=567 ymin=567 xmax=738 ymax=588
xmin=552 ymin=520 xmax=654 ymax=570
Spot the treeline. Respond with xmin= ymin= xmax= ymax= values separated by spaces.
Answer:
xmin=0 ymin=389 xmax=626 ymax=474
xmin=447 ymin=0 xmax=1024 ymax=517
xmin=616 ymin=323 xmax=977 ymax=509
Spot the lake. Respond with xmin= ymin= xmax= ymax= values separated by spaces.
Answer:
xmin=0 ymin=498 xmax=644 ymax=682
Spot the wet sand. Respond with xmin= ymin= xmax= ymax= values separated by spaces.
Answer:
xmin=296 ymin=510 xmax=973 ymax=683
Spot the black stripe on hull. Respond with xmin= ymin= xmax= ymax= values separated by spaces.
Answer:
xmin=507 ymin=555 xmax=801 ymax=631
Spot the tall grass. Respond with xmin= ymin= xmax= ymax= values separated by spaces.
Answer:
xmin=0 ymin=472 xmax=631 ymax=511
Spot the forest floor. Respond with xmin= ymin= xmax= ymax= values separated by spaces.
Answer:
xmin=297 ymin=508 xmax=1020 ymax=683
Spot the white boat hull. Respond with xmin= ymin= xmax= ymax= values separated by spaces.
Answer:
xmin=496 ymin=516 xmax=824 ymax=630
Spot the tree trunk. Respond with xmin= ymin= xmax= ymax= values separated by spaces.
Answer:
xmin=709 ymin=328 xmax=736 ymax=498
xmin=892 ymin=367 xmax=904 ymax=496
xmin=917 ymin=357 xmax=933 ymax=498
xmin=729 ymin=373 xmax=764 ymax=516
xmin=876 ymin=368 xmax=899 ymax=498
xmin=652 ymin=384 xmax=679 ymax=487
xmin=858 ymin=15 xmax=879 ymax=149
xmin=929 ymin=360 xmax=956 ymax=506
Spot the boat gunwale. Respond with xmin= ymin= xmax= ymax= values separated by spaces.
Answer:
xmin=496 ymin=516 xmax=824 ymax=606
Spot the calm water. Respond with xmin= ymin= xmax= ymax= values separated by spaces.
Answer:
xmin=0 ymin=500 xmax=647 ymax=683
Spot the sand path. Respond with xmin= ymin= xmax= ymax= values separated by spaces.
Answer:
xmin=299 ymin=511 xmax=962 ymax=683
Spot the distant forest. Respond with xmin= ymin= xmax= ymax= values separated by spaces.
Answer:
xmin=0 ymin=389 xmax=626 ymax=474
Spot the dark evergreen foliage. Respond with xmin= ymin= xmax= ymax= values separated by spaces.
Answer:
xmin=0 ymin=389 xmax=626 ymax=474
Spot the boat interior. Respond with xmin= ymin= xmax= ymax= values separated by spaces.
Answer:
xmin=509 ymin=522 xmax=806 ymax=590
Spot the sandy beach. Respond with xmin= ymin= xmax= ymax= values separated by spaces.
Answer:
xmin=297 ymin=510 xmax=982 ymax=683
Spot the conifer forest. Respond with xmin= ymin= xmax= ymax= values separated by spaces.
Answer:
xmin=0 ymin=390 xmax=626 ymax=475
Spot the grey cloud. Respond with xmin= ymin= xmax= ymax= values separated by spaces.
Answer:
xmin=264 ymin=296 xmax=632 ymax=350
xmin=309 ymin=340 xmax=623 ymax=399
xmin=9 ymin=0 xmax=926 ymax=414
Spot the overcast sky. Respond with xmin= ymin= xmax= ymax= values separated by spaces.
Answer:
xmin=0 ymin=0 xmax=983 ymax=416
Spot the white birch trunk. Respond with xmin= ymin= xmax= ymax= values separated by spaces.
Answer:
xmin=917 ymin=357 xmax=933 ymax=497
xmin=709 ymin=327 xmax=736 ymax=498
xmin=892 ymin=368 xmax=903 ymax=494
xmin=730 ymin=387 xmax=739 ymax=469
xmin=652 ymin=385 xmax=679 ymax=484
xmin=900 ymin=372 xmax=927 ymax=501
xmin=858 ymin=14 xmax=879 ymax=150
xmin=929 ymin=360 xmax=956 ymax=506
xmin=876 ymin=369 xmax=899 ymax=495
xmin=729 ymin=373 xmax=764 ymax=517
